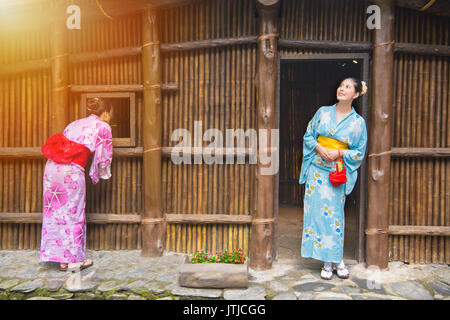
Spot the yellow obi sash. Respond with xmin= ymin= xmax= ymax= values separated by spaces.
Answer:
xmin=317 ymin=135 xmax=348 ymax=150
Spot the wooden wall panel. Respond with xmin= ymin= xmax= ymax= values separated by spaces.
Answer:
xmin=0 ymin=8 xmax=143 ymax=250
xmin=0 ymin=0 xmax=448 ymax=264
xmin=389 ymin=7 xmax=449 ymax=264
xmin=68 ymin=12 xmax=143 ymax=250
xmin=160 ymin=0 xmax=257 ymax=255
xmin=390 ymin=53 xmax=449 ymax=264
xmin=0 ymin=28 xmax=50 ymax=249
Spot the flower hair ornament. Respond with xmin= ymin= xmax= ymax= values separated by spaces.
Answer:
xmin=361 ymin=81 xmax=368 ymax=95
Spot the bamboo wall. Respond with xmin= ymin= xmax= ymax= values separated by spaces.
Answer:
xmin=160 ymin=0 xmax=257 ymax=255
xmin=0 ymin=29 xmax=50 ymax=249
xmin=68 ymin=12 xmax=143 ymax=250
xmin=0 ymin=0 xmax=448 ymax=264
xmin=0 ymin=3 xmax=144 ymax=250
xmin=389 ymin=7 xmax=449 ymax=264
xmin=278 ymin=0 xmax=373 ymax=207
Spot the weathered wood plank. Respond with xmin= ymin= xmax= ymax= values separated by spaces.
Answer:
xmin=165 ymin=214 xmax=252 ymax=224
xmin=389 ymin=225 xmax=450 ymax=236
xmin=70 ymin=84 xmax=178 ymax=92
xmin=366 ymin=0 xmax=395 ymax=270
xmin=0 ymin=147 xmax=144 ymax=159
xmin=0 ymin=213 xmax=142 ymax=224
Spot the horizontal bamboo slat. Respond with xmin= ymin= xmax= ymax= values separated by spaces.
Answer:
xmin=391 ymin=147 xmax=450 ymax=158
xmin=0 ymin=213 xmax=142 ymax=224
xmin=3 ymin=41 xmax=450 ymax=77
xmin=0 ymin=212 xmax=254 ymax=225
xmin=165 ymin=214 xmax=252 ymax=224
xmin=389 ymin=225 xmax=450 ymax=236
xmin=0 ymin=147 xmax=144 ymax=159
xmin=70 ymin=84 xmax=179 ymax=92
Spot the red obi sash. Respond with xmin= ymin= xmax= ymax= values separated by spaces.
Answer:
xmin=41 ymin=133 xmax=90 ymax=168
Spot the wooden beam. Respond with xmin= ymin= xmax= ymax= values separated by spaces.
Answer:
xmin=141 ymin=8 xmax=165 ymax=257
xmin=3 ymin=146 xmax=448 ymax=161
xmin=391 ymin=147 xmax=450 ymax=158
xmin=160 ymin=36 xmax=258 ymax=52
xmin=0 ymin=212 xmax=254 ymax=225
xmin=279 ymin=39 xmax=372 ymax=52
xmin=0 ymin=147 xmax=144 ymax=159
xmin=394 ymin=43 xmax=450 ymax=56
xmin=0 ymin=212 xmax=142 ymax=224
xmin=2 ymin=41 xmax=449 ymax=77
xmin=395 ymin=0 xmax=450 ymax=16
xmin=250 ymin=0 xmax=280 ymax=271
xmin=366 ymin=0 xmax=395 ymax=270
xmin=388 ymin=225 xmax=450 ymax=236
xmin=69 ymin=46 xmax=142 ymax=64
xmin=279 ymin=40 xmax=450 ymax=56
xmin=165 ymin=214 xmax=253 ymax=224
xmin=50 ymin=4 xmax=69 ymax=135
xmin=69 ymin=84 xmax=178 ymax=92
xmin=0 ymin=58 xmax=51 ymax=77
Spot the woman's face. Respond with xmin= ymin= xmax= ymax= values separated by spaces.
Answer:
xmin=337 ymin=79 xmax=360 ymax=102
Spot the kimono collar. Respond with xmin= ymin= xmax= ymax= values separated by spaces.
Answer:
xmin=88 ymin=113 xmax=100 ymax=120
xmin=333 ymin=103 xmax=356 ymax=128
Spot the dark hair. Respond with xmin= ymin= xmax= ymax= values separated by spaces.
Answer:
xmin=340 ymin=77 xmax=363 ymax=96
xmin=86 ymin=97 xmax=111 ymax=116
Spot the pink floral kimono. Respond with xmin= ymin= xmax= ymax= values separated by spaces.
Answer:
xmin=40 ymin=114 xmax=113 ymax=263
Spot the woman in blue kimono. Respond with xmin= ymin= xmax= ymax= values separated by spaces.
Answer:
xmin=299 ymin=77 xmax=368 ymax=280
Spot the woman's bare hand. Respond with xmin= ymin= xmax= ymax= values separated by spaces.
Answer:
xmin=316 ymin=145 xmax=334 ymax=162
xmin=328 ymin=149 xmax=341 ymax=161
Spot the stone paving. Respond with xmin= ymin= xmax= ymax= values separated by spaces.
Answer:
xmin=0 ymin=250 xmax=449 ymax=300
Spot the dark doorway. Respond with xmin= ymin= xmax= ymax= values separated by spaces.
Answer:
xmin=275 ymin=53 xmax=369 ymax=264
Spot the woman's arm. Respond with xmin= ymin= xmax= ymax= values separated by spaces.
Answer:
xmin=342 ymin=120 xmax=368 ymax=174
xmin=89 ymin=124 xmax=113 ymax=184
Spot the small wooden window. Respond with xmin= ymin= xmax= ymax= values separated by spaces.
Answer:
xmin=81 ymin=92 xmax=136 ymax=147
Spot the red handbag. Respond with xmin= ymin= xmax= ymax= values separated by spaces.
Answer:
xmin=329 ymin=158 xmax=347 ymax=187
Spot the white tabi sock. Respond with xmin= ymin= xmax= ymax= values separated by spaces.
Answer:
xmin=335 ymin=260 xmax=345 ymax=269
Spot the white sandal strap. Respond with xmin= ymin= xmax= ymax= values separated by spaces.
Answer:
xmin=337 ymin=267 xmax=349 ymax=276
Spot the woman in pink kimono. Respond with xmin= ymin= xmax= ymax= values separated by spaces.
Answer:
xmin=40 ymin=97 xmax=113 ymax=271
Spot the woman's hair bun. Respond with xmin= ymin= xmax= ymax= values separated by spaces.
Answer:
xmin=86 ymin=97 xmax=107 ymax=116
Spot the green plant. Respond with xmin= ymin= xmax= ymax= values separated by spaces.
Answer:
xmin=191 ymin=248 xmax=246 ymax=264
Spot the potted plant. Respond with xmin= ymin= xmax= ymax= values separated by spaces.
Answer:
xmin=178 ymin=248 xmax=249 ymax=289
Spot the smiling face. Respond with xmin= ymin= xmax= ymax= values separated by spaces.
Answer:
xmin=337 ymin=78 xmax=360 ymax=102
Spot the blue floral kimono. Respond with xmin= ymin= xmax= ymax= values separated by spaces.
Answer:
xmin=299 ymin=103 xmax=367 ymax=263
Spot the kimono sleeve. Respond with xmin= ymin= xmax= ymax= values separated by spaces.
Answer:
xmin=89 ymin=124 xmax=113 ymax=184
xmin=342 ymin=118 xmax=367 ymax=174
xmin=299 ymin=108 xmax=321 ymax=184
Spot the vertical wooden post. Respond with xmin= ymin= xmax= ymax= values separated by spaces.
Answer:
xmin=50 ymin=2 xmax=69 ymax=135
xmin=250 ymin=0 xmax=280 ymax=271
xmin=141 ymin=8 xmax=164 ymax=256
xmin=365 ymin=0 xmax=394 ymax=270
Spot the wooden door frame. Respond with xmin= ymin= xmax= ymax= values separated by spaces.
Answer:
xmin=274 ymin=52 xmax=370 ymax=263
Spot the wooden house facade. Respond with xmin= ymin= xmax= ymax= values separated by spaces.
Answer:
xmin=0 ymin=0 xmax=449 ymax=270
